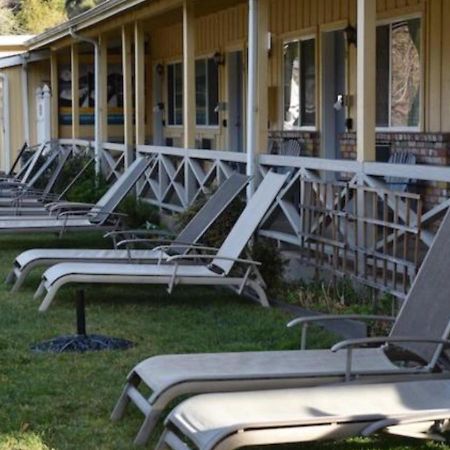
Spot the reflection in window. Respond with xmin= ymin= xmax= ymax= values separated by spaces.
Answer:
xmin=196 ymin=58 xmax=219 ymax=126
xmin=283 ymin=38 xmax=316 ymax=129
xmin=168 ymin=62 xmax=183 ymax=126
xmin=376 ymin=18 xmax=421 ymax=128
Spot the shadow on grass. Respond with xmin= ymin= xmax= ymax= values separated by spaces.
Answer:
xmin=0 ymin=232 xmax=449 ymax=449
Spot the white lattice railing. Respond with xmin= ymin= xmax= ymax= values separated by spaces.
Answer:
xmin=57 ymin=139 xmax=450 ymax=299
xmin=137 ymin=145 xmax=246 ymax=212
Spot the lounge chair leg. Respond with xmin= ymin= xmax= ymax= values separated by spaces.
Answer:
xmin=247 ymin=280 xmax=269 ymax=308
xmin=155 ymin=430 xmax=171 ymax=450
xmin=110 ymin=382 xmax=134 ymax=421
xmin=5 ymin=270 xmax=15 ymax=285
xmin=34 ymin=281 xmax=46 ymax=300
xmin=11 ymin=274 xmax=25 ymax=293
xmin=155 ymin=430 xmax=190 ymax=450
xmin=134 ymin=409 xmax=163 ymax=446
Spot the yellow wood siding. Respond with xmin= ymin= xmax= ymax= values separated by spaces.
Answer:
xmin=0 ymin=66 xmax=24 ymax=166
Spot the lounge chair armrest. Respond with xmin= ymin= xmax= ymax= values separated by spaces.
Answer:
xmin=56 ymin=209 xmax=92 ymax=218
xmin=87 ymin=210 xmax=128 ymax=218
xmin=166 ymin=254 xmax=262 ymax=267
xmin=47 ymin=202 xmax=96 ymax=213
xmin=152 ymin=244 xmax=220 ymax=253
xmin=361 ymin=412 xmax=450 ymax=437
xmin=331 ymin=336 xmax=450 ymax=353
xmin=104 ymin=229 xmax=174 ymax=239
xmin=331 ymin=336 xmax=450 ymax=381
xmin=287 ymin=315 xmax=395 ymax=350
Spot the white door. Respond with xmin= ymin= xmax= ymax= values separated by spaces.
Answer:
xmin=321 ymin=30 xmax=346 ymax=160
xmin=227 ymin=51 xmax=244 ymax=152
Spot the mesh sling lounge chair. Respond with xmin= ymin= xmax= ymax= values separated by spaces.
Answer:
xmin=34 ymin=171 xmax=289 ymax=312
xmin=109 ymin=207 xmax=450 ymax=445
xmin=0 ymin=146 xmax=73 ymax=214
xmin=0 ymin=156 xmax=152 ymax=235
xmin=6 ymin=173 xmax=249 ymax=291
xmin=157 ymin=378 xmax=450 ymax=450
xmin=0 ymin=142 xmax=52 ymax=194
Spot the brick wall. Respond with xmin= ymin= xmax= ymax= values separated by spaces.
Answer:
xmin=268 ymin=130 xmax=320 ymax=157
xmin=339 ymin=132 xmax=450 ymax=210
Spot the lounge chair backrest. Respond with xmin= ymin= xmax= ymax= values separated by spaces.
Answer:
xmin=21 ymin=142 xmax=47 ymax=184
xmin=9 ymin=142 xmax=28 ymax=176
xmin=211 ymin=171 xmax=288 ymax=275
xmin=168 ymin=173 xmax=249 ymax=255
xmin=26 ymin=147 xmax=61 ymax=189
xmin=41 ymin=146 xmax=72 ymax=195
xmin=89 ymin=157 xmax=151 ymax=224
xmin=390 ymin=208 xmax=450 ymax=364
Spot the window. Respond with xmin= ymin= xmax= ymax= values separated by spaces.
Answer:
xmin=376 ymin=18 xmax=421 ymax=129
xmin=283 ymin=38 xmax=316 ymax=129
xmin=195 ymin=58 xmax=219 ymax=126
xmin=167 ymin=62 xmax=183 ymax=125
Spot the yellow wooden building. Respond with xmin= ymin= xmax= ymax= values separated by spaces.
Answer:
xmin=0 ymin=0 xmax=448 ymax=178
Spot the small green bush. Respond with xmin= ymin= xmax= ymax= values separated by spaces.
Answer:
xmin=52 ymin=153 xmax=109 ymax=204
xmin=176 ymin=191 xmax=245 ymax=249
xmin=118 ymin=195 xmax=160 ymax=229
xmin=251 ymin=238 xmax=286 ymax=294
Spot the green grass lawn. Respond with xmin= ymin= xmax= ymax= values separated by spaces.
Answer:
xmin=0 ymin=232 xmax=448 ymax=449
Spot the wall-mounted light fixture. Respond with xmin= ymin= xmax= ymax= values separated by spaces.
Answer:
xmin=213 ymin=51 xmax=225 ymax=66
xmin=156 ymin=63 xmax=164 ymax=76
xmin=344 ymin=24 xmax=357 ymax=47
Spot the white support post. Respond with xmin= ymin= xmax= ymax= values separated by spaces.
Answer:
xmin=135 ymin=21 xmax=146 ymax=146
xmin=21 ymin=54 xmax=30 ymax=145
xmin=356 ymin=0 xmax=376 ymax=162
xmin=183 ymin=0 xmax=196 ymax=149
xmin=71 ymin=43 xmax=80 ymax=140
xmin=122 ymin=25 xmax=134 ymax=168
xmin=50 ymin=52 xmax=59 ymax=140
xmin=246 ymin=0 xmax=258 ymax=197
xmin=0 ymin=73 xmax=10 ymax=171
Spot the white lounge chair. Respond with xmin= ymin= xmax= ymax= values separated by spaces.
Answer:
xmin=0 ymin=156 xmax=151 ymax=235
xmin=157 ymin=378 xmax=450 ymax=450
xmin=6 ymin=173 xmax=249 ymax=291
xmin=34 ymin=171 xmax=289 ymax=311
xmin=109 ymin=207 xmax=450 ymax=445
xmin=0 ymin=145 xmax=73 ymax=215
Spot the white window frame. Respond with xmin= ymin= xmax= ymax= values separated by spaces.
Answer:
xmin=282 ymin=34 xmax=317 ymax=131
xmin=195 ymin=56 xmax=220 ymax=129
xmin=375 ymin=14 xmax=423 ymax=132
xmin=166 ymin=60 xmax=183 ymax=128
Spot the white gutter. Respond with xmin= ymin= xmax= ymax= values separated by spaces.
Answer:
xmin=0 ymin=73 xmax=10 ymax=170
xmin=246 ymin=0 xmax=258 ymax=197
xmin=21 ymin=53 xmax=30 ymax=145
xmin=69 ymin=28 xmax=102 ymax=175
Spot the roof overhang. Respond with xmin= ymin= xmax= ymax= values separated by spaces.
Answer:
xmin=26 ymin=0 xmax=154 ymax=50
xmin=0 ymin=50 xmax=51 ymax=69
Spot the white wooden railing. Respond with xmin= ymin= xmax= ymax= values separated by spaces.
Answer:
xmin=56 ymin=139 xmax=450 ymax=300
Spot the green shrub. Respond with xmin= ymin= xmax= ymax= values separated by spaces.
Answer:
xmin=52 ymin=153 xmax=109 ymax=204
xmin=118 ymin=195 xmax=160 ymax=229
xmin=176 ymin=192 xmax=245 ymax=249
xmin=251 ymin=238 xmax=286 ymax=295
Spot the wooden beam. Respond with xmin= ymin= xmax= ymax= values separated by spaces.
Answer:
xmin=182 ymin=0 xmax=196 ymax=148
xmin=122 ymin=25 xmax=134 ymax=167
xmin=99 ymin=34 xmax=109 ymax=143
xmin=50 ymin=51 xmax=59 ymax=139
xmin=356 ymin=0 xmax=376 ymax=162
xmin=134 ymin=21 xmax=146 ymax=146
xmin=71 ymin=43 xmax=80 ymax=139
